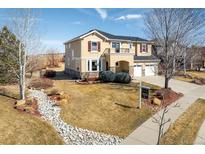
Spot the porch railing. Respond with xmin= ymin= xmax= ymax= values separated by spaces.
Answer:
xmin=108 ymin=48 xmax=133 ymax=54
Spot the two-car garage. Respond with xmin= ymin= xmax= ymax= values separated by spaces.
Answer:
xmin=134 ymin=64 xmax=156 ymax=77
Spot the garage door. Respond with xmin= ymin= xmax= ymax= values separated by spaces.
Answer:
xmin=145 ymin=65 xmax=155 ymax=76
xmin=134 ymin=65 xmax=142 ymax=77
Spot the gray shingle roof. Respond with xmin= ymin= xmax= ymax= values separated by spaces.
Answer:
xmin=94 ymin=29 xmax=148 ymax=42
xmin=66 ymin=29 xmax=149 ymax=43
xmin=134 ymin=55 xmax=160 ymax=61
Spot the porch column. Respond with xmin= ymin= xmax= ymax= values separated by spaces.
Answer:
xmin=129 ymin=65 xmax=134 ymax=77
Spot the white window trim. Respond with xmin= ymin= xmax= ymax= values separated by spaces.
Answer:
xmin=91 ymin=41 xmax=99 ymax=52
xmin=87 ymin=58 xmax=102 ymax=72
xmin=111 ymin=42 xmax=121 ymax=49
xmin=129 ymin=42 xmax=133 ymax=49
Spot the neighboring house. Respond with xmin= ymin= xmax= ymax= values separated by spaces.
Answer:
xmin=64 ymin=29 xmax=160 ymax=79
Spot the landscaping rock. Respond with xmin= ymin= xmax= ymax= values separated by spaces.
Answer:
xmin=16 ymin=100 xmax=26 ymax=106
xmin=29 ymin=90 xmax=123 ymax=145
xmin=153 ymin=97 xmax=161 ymax=106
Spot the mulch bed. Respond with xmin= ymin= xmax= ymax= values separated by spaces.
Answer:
xmin=48 ymin=94 xmax=61 ymax=106
xmin=144 ymin=88 xmax=183 ymax=111
xmin=75 ymin=80 xmax=100 ymax=85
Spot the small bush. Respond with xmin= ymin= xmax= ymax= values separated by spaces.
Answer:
xmin=99 ymin=71 xmax=115 ymax=82
xmin=114 ymin=72 xmax=131 ymax=83
xmin=44 ymin=70 xmax=56 ymax=78
xmin=47 ymin=89 xmax=59 ymax=96
xmin=99 ymin=71 xmax=131 ymax=84
xmin=28 ymin=78 xmax=54 ymax=90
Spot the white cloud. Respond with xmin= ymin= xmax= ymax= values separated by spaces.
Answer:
xmin=115 ymin=14 xmax=142 ymax=21
xmin=95 ymin=8 xmax=107 ymax=20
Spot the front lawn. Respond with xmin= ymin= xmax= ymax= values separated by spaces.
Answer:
xmin=48 ymin=80 xmax=160 ymax=138
xmin=0 ymin=95 xmax=63 ymax=144
xmin=160 ymin=98 xmax=205 ymax=145
xmin=174 ymin=70 xmax=205 ymax=83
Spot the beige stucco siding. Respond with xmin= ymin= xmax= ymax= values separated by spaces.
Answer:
xmin=65 ymin=40 xmax=81 ymax=71
xmin=80 ymin=33 xmax=110 ymax=73
xmin=109 ymin=54 xmax=134 ymax=67
xmin=135 ymin=43 xmax=152 ymax=56
xmin=81 ymin=33 xmax=110 ymax=58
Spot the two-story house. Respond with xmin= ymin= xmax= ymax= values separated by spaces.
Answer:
xmin=64 ymin=29 xmax=160 ymax=79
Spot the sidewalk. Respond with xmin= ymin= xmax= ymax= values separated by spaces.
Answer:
xmin=194 ymin=120 xmax=205 ymax=145
xmin=121 ymin=76 xmax=205 ymax=145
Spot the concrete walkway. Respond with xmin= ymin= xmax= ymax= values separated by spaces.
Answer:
xmin=122 ymin=76 xmax=205 ymax=145
xmin=194 ymin=120 xmax=205 ymax=145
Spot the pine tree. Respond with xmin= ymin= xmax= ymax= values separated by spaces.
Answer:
xmin=0 ymin=26 xmax=19 ymax=84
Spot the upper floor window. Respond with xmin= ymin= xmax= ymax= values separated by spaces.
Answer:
xmin=141 ymin=44 xmax=147 ymax=52
xmin=88 ymin=41 xmax=101 ymax=52
xmin=91 ymin=42 xmax=98 ymax=51
xmin=129 ymin=42 xmax=133 ymax=49
xmin=112 ymin=42 xmax=120 ymax=49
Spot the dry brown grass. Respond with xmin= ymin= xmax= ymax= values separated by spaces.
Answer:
xmin=187 ymin=71 xmax=205 ymax=79
xmin=0 ymin=95 xmax=63 ymax=145
xmin=174 ymin=70 xmax=205 ymax=83
xmin=174 ymin=76 xmax=193 ymax=83
xmin=48 ymin=80 xmax=160 ymax=138
xmin=160 ymin=98 xmax=205 ymax=145
xmin=0 ymin=84 xmax=20 ymax=99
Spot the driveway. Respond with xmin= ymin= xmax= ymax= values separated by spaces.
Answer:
xmin=135 ymin=76 xmax=201 ymax=94
xmin=121 ymin=76 xmax=205 ymax=145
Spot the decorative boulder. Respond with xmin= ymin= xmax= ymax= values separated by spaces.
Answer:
xmin=153 ymin=97 xmax=161 ymax=106
xmin=99 ymin=71 xmax=115 ymax=82
xmin=114 ymin=72 xmax=131 ymax=83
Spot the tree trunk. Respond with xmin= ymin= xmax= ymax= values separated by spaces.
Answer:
xmin=18 ymin=43 xmax=26 ymax=100
xmin=19 ymin=66 xmax=25 ymax=100
xmin=184 ymin=51 xmax=187 ymax=75
xmin=165 ymin=76 xmax=169 ymax=89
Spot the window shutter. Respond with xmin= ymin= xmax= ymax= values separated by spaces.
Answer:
xmin=140 ymin=44 xmax=142 ymax=52
xmin=98 ymin=42 xmax=101 ymax=52
xmin=88 ymin=41 xmax=91 ymax=51
xmin=146 ymin=44 xmax=148 ymax=52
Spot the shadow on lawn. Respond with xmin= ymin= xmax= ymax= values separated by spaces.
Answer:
xmin=115 ymin=102 xmax=136 ymax=109
xmin=0 ymin=93 xmax=18 ymax=100
xmin=52 ymin=71 xmax=75 ymax=81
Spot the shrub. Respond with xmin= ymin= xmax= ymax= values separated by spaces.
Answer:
xmin=114 ymin=72 xmax=131 ymax=83
xmin=44 ymin=70 xmax=56 ymax=78
xmin=28 ymin=78 xmax=54 ymax=90
xmin=99 ymin=71 xmax=131 ymax=84
xmin=46 ymin=89 xmax=59 ymax=96
xmin=99 ymin=71 xmax=115 ymax=82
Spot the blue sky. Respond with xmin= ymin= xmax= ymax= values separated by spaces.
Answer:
xmin=0 ymin=8 xmax=150 ymax=53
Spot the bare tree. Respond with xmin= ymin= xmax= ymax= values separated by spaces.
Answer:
xmin=152 ymin=101 xmax=180 ymax=145
xmin=145 ymin=9 xmax=205 ymax=88
xmin=47 ymin=48 xmax=60 ymax=68
xmin=7 ymin=9 xmax=40 ymax=100
xmin=26 ymin=55 xmax=41 ymax=77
